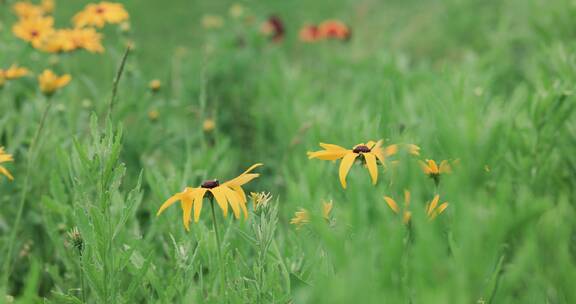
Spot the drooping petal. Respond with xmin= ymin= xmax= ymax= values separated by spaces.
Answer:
xmin=384 ymin=196 xmax=399 ymax=213
xmin=181 ymin=196 xmax=193 ymax=231
xmin=437 ymin=202 xmax=449 ymax=215
xmin=193 ymin=188 xmax=207 ymax=222
xmin=239 ymin=200 xmax=249 ymax=218
xmin=222 ymin=186 xmax=242 ymax=219
xmin=157 ymin=192 xmax=184 ymax=216
xmin=419 ymin=160 xmax=432 ymax=175
xmin=210 ymin=186 xmax=229 ymax=217
xmin=371 ymin=140 xmax=386 ymax=164
xmin=0 ymin=167 xmax=14 ymax=181
xmin=338 ymin=152 xmax=357 ymax=189
xmin=363 ymin=152 xmax=378 ymax=185
xmin=231 ymin=185 xmax=247 ymax=203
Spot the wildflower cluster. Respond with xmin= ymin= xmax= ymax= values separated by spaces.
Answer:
xmin=11 ymin=0 xmax=129 ymax=53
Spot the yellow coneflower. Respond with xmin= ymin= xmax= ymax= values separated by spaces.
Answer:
xmin=1 ymin=65 xmax=29 ymax=80
xmin=38 ymin=69 xmax=71 ymax=96
xmin=203 ymin=118 xmax=215 ymax=132
xmin=0 ymin=147 xmax=14 ymax=181
xmin=157 ymin=164 xmax=263 ymax=231
xmin=384 ymin=190 xmax=412 ymax=224
xmin=149 ymin=79 xmax=161 ymax=92
xmin=73 ymin=2 xmax=129 ymax=28
xmin=12 ymin=16 xmax=55 ymax=48
xmin=308 ymin=140 xmax=397 ymax=189
xmin=201 ymin=15 xmax=224 ymax=29
xmin=420 ymin=159 xmax=451 ymax=185
xmin=426 ymin=194 xmax=449 ymax=220
xmin=290 ymin=209 xmax=310 ymax=229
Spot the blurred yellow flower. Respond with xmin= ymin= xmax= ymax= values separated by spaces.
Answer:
xmin=0 ymin=147 xmax=14 ymax=181
xmin=148 ymin=110 xmax=159 ymax=121
xmin=290 ymin=209 xmax=310 ymax=229
xmin=405 ymin=144 xmax=421 ymax=156
xmin=157 ymin=164 xmax=263 ymax=231
xmin=203 ymin=118 xmax=216 ymax=132
xmin=202 ymin=15 xmax=224 ymax=29
xmin=42 ymin=28 xmax=104 ymax=53
xmin=73 ymin=2 xmax=129 ymax=28
xmin=250 ymin=191 xmax=272 ymax=209
xmin=12 ymin=2 xmax=45 ymax=19
xmin=426 ymin=194 xmax=449 ymax=220
xmin=384 ymin=190 xmax=412 ymax=224
xmin=229 ymin=4 xmax=244 ymax=18
xmin=420 ymin=159 xmax=451 ymax=185
xmin=41 ymin=0 xmax=54 ymax=13
xmin=1 ymin=65 xmax=29 ymax=80
xmin=308 ymin=140 xmax=397 ymax=189
xmin=149 ymin=79 xmax=161 ymax=92
xmin=12 ymin=16 xmax=55 ymax=48
xmin=38 ymin=70 xmax=71 ymax=96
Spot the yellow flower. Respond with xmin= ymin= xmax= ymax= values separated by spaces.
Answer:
xmin=322 ymin=200 xmax=333 ymax=219
xmin=0 ymin=147 xmax=14 ymax=181
xmin=38 ymin=70 xmax=71 ymax=96
xmin=149 ymin=79 xmax=161 ymax=92
xmin=426 ymin=194 xmax=449 ymax=220
xmin=1 ymin=65 xmax=29 ymax=80
xmin=157 ymin=164 xmax=263 ymax=231
xmin=384 ymin=190 xmax=412 ymax=224
xmin=420 ymin=159 xmax=451 ymax=185
xmin=405 ymin=144 xmax=421 ymax=156
xmin=12 ymin=16 xmax=55 ymax=48
xmin=250 ymin=191 xmax=272 ymax=209
xmin=12 ymin=2 xmax=45 ymax=19
xmin=308 ymin=140 xmax=398 ymax=189
xmin=229 ymin=4 xmax=244 ymax=18
xmin=201 ymin=15 xmax=224 ymax=29
xmin=203 ymin=119 xmax=215 ymax=132
xmin=73 ymin=2 xmax=129 ymax=28
xmin=290 ymin=209 xmax=310 ymax=229
xmin=42 ymin=28 xmax=104 ymax=53
xmin=41 ymin=0 xmax=54 ymax=13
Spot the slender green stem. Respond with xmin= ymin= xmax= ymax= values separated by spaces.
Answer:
xmin=79 ymin=254 xmax=86 ymax=303
xmin=209 ymin=197 xmax=226 ymax=299
xmin=106 ymin=46 xmax=131 ymax=123
xmin=2 ymin=98 xmax=53 ymax=286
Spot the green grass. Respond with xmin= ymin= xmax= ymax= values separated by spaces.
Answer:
xmin=1 ymin=0 xmax=576 ymax=303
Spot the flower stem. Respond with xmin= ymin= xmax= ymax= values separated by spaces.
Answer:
xmin=209 ymin=197 xmax=226 ymax=299
xmin=1 ymin=98 xmax=53 ymax=286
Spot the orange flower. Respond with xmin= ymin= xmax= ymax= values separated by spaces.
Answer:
xmin=299 ymin=24 xmax=321 ymax=42
xmin=73 ymin=2 xmax=129 ymax=28
xmin=12 ymin=16 xmax=55 ymax=48
xmin=318 ymin=20 xmax=351 ymax=41
xmin=1 ymin=65 xmax=29 ymax=80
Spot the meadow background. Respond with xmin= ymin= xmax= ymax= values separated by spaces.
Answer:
xmin=1 ymin=0 xmax=576 ymax=303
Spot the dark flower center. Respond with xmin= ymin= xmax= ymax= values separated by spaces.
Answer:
xmin=30 ymin=30 xmax=39 ymax=37
xmin=96 ymin=7 xmax=105 ymax=14
xmin=353 ymin=145 xmax=371 ymax=153
xmin=201 ymin=179 xmax=219 ymax=189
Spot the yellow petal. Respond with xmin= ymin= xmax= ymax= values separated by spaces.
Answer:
xmin=405 ymin=144 xmax=420 ymax=156
xmin=0 ymin=167 xmax=14 ymax=181
xmin=222 ymin=163 xmax=263 ymax=187
xmin=403 ymin=211 xmax=412 ymax=224
xmin=437 ymin=202 xmax=449 ymax=215
xmin=209 ymin=187 xmax=229 ymax=217
xmin=427 ymin=195 xmax=440 ymax=216
xmin=338 ymin=152 xmax=357 ymax=189
xmin=157 ymin=192 xmax=183 ymax=216
xmin=384 ymin=196 xmax=399 ymax=213
xmin=240 ymin=201 xmax=249 ymax=218
xmin=231 ymin=185 xmax=247 ymax=203
xmin=322 ymin=201 xmax=333 ymax=219
xmin=383 ymin=144 xmax=398 ymax=157
xmin=319 ymin=143 xmax=346 ymax=151
xmin=427 ymin=160 xmax=439 ymax=174
xmin=439 ymin=160 xmax=452 ymax=174
xmin=364 ymin=152 xmax=378 ymax=185
xmin=403 ymin=190 xmax=411 ymax=208
xmin=365 ymin=141 xmax=376 ymax=149
xmin=419 ymin=160 xmax=431 ymax=175
xmin=371 ymin=140 xmax=386 ymax=164
xmin=193 ymin=188 xmax=207 ymax=222
xmin=222 ymin=186 xmax=241 ymax=219
xmin=307 ymin=150 xmax=349 ymax=160
xmin=182 ymin=196 xmax=193 ymax=231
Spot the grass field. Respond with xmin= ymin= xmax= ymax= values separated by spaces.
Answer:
xmin=1 ymin=0 xmax=576 ymax=303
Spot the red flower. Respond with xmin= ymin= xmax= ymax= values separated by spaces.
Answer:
xmin=299 ymin=24 xmax=321 ymax=42
xmin=318 ymin=20 xmax=351 ymax=41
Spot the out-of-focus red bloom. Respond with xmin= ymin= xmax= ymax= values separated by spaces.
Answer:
xmin=261 ymin=15 xmax=285 ymax=42
xmin=318 ymin=20 xmax=351 ymax=41
xmin=299 ymin=24 xmax=321 ymax=42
